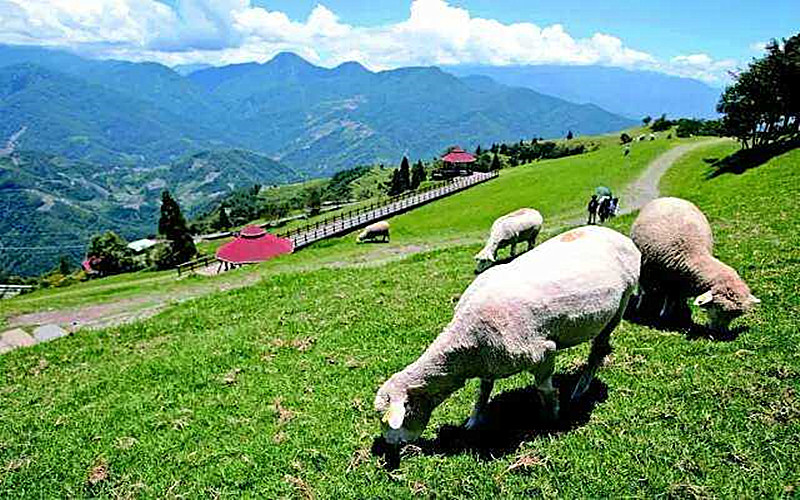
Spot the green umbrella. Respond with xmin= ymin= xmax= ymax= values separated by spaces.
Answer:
xmin=595 ymin=186 xmax=612 ymax=197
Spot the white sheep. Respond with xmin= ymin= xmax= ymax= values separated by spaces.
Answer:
xmin=474 ymin=208 xmax=543 ymax=273
xmin=630 ymin=197 xmax=759 ymax=330
xmin=375 ymin=226 xmax=640 ymax=445
xmin=649 ymin=133 xmax=656 ymax=141
xmin=357 ymin=221 xmax=390 ymax=243
xmin=637 ymin=134 xmax=647 ymax=142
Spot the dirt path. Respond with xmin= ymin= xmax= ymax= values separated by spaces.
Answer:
xmin=619 ymin=138 xmax=729 ymax=215
xmin=5 ymin=140 xmax=727 ymax=332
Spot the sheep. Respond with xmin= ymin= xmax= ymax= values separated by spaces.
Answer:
xmin=375 ymin=225 xmax=640 ymax=445
xmin=630 ymin=197 xmax=759 ymax=330
xmin=649 ymin=133 xmax=656 ymax=141
xmin=637 ymin=134 xmax=647 ymax=142
xmin=357 ymin=221 xmax=390 ymax=243
xmin=474 ymin=208 xmax=543 ymax=273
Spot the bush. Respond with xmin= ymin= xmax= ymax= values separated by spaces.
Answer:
xmin=620 ymin=133 xmax=633 ymax=144
xmin=87 ymin=231 xmax=137 ymax=276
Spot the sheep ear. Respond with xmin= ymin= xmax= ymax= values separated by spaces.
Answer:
xmin=693 ymin=290 xmax=714 ymax=307
xmin=750 ymin=294 xmax=761 ymax=305
xmin=383 ymin=400 xmax=405 ymax=430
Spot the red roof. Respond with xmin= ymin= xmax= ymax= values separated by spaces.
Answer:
xmin=216 ymin=225 xmax=293 ymax=264
xmin=442 ymin=147 xmax=476 ymax=164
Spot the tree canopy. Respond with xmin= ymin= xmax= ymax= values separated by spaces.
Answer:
xmin=718 ymin=33 xmax=799 ymax=149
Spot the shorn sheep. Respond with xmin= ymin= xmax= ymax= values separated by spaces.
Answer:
xmin=474 ymin=208 xmax=543 ymax=273
xmin=356 ymin=221 xmax=390 ymax=243
xmin=630 ymin=197 xmax=759 ymax=330
xmin=375 ymin=226 xmax=640 ymax=445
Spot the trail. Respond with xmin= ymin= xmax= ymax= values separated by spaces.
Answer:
xmin=2 ymin=140 xmax=728 ymax=335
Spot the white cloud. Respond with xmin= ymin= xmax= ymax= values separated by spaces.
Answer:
xmin=0 ymin=0 xmax=736 ymax=83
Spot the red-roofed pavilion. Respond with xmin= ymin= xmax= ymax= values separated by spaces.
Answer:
xmin=435 ymin=146 xmax=476 ymax=180
xmin=216 ymin=225 xmax=293 ymax=269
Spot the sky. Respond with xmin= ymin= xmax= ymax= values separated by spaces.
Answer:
xmin=0 ymin=0 xmax=797 ymax=86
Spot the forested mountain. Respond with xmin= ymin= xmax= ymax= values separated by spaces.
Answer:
xmin=1 ymin=45 xmax=634 ymax=176
xmin=0 ymin=149 xmax=300 ymax=275
xmin=443 ymin=64 xmax=721 ymax=120
xmin=0 ymin=44 xmax=637 ymax=275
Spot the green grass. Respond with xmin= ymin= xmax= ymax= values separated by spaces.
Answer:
xmin=1 ymin=139 xmax=798 ymax=496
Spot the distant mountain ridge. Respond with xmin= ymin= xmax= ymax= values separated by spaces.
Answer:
xmin=443 ymin=64 xmax=722 ymax=120
xmin=0 ymin=44 xmax=635 ymax=176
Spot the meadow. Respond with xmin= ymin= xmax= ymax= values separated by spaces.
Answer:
xmin=1 ymin=136 xmax=797 ymax=497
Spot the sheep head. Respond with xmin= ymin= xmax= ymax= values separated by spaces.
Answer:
xmin=474 ymin=247 xmax=495 ymax=274
xmin=693 ymin=278 xmax=760 ymax=331
xmin=374 ymin=380 xmax=434 ymax=445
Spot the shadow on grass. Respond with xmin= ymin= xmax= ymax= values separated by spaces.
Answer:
xmin=624 ymin=303 xmax=746 ymax=342
xmin=705 ymin=138 xmax=799 ymax=179
xmin=372 ymin=373 xmax=608 ymax=468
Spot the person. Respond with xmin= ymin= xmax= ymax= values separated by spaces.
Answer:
xmin=587 ymin=195 xmax=599 ymax=224
xmin=611 ymin=197 xmax=620 ymax=217
xmin=598 ymin=196 xmax=611 ymax=223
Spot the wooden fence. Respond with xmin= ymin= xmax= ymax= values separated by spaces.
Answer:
xmin=176 ymin=255 xmax=216 ymax=277
xmin=277 ymin=171 xmax=498 ymax=250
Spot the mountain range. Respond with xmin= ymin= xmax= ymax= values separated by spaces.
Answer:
xmin=443 ymin=64 xmax=722 ymax=120
xmin=1 ymin=43 xmax=722 ymax=275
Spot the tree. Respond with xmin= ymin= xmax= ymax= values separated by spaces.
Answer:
xmin=87 ymin=232 xmax=136 ymax=276
xmin=58 ymin=255 xmax=73 ymax=275
xmin=650 ymin=114 xmax=672 ymax=132
xmin=642 ymin=115 xmax=652 ymax=126
xmin=398 ymin=156 xmax=411 ymax=192
xmin=214 ymin=206 xmax=231 ymax=231
xmin=718 ymin=33 xmax=800 ymax=149
xmin=304 ymin=185 xmax=323 ymax=216
xmin=620 ymin=132 xmax=633 ymax=144
xmin=475 ymin=145 xmax=482 ymax=156
xmin=157 ymin=190 xmax=196 ymax=266
xmin=410 ymin=160 xmax=426 ymax=189
xmin=566 ymin=130 xmax=574 ymax=140
xmin=490 ymin=152 xmax=501 ymax=171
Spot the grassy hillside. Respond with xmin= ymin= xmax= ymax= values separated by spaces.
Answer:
xmin=1 ymin=139 xmax=797 ymax=496
xmin=0 ymin=132 xmax=666 ymax=320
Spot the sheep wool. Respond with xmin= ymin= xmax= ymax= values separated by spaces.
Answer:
xmin=357 ymin=221 xmax=390 ymax=243
xmin=475 ymin=208 xmax=543 ymax=272
xmin=376 ymin=225 xmax=640 ymax=444
xmin=630 ymin=197 xmax=759 ymax=330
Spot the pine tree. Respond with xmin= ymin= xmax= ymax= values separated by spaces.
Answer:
xmin=410 ymin=160 xmax=426 ymax=189
xmin=490 ymin=152 xmax=501 ymax=171
xmin=566 ymin=130 xmax=574 ymax=140
xmin=158 ymin=190 xmax=196 ymax=265
xmin=399 ymin=156 xmax=411 ymax=192
xmin=475 ymin=145 xmax=482 ymax=156
xmin=215 ymin=206 xmax=231 ymax=230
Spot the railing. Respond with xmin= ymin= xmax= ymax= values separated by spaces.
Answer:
xmin=176 ymin=255 xmax=216 ymax=277
xmin=279 ymin=171 xmax=498 ymax=250
xmin=0 ymin=284 xmax=34 ymax=299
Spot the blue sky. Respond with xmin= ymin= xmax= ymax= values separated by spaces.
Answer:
xmin=254 ymin=0 xmax=797 ymax=61
xmin=1 ymin=0 xmax=797 ymax=84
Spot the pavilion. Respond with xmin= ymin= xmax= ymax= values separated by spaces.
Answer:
xmin=434 ymin=146 xmax=476 ymax=180
xmin=215 ymin=225 xmax=293 ymax=271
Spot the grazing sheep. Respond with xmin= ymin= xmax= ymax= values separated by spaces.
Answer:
xmin=375 ymin=226 xmax=640 ymax=445
xmin=357 ymin=221 xmax=390 ymax=243
xmin=630 ymin=197 xmax=759 ymax=330
xmin=637 ymin=134 xmax=647 ymax=142
xmin=649 ymin=133 xmax=656 ymax=141
xmin=475 ymin=208 xmax=543 ymax=273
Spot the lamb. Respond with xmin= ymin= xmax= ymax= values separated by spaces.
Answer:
xmin=630 ymin=197 xmax=759 ymax=330
xmin=375 ymin=226 xmax=640 ymax=445
xmin=356 ymin=221 xmax=390 ymax=243
xmin=474 ymin=208 xmax=543 ymax=273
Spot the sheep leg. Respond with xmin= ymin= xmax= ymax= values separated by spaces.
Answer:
xmin=510 ymin=242 xmax=517 ymax=257
xmin=527 ymin=234 xmax=536 ymax=251
xmin=465 ymin=379 xmax=494 ymax=430
xmin=571 ymin=315 xmax=617 ymax=402
xmin=533 ymin=352 xmax=559 ymax=421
